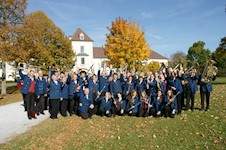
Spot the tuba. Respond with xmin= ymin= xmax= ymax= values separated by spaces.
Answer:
xmin=202 ymin=60 xmax=218 ymax=83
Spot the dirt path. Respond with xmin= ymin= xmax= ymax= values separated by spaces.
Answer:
xmin=0 ymin=101 xmax=49 ymax=144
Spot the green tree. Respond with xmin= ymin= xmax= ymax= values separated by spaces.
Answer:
xmin=0 ymin=0 xmax=27 ymax=95
xmin=212 ymin=37 xmax=226 ymax=76
xmin=105 ymin=17 xmax=151 ymax=71
xmin=17 ymin=11 xmax=75 ymax=71
xmin=187 ymin=41 xmax=211 ymax=72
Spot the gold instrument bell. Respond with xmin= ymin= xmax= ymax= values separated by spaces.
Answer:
xmin=202 ymin=59 xmax=218 ymax=83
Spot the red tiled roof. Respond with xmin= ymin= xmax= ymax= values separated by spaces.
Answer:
xmin=71 ymin=28 xmax=93 ymax=42
xmin=93 ymin=47 xmax=167 ymax=59
xmin=93 ymin=47 xmax=107 ymax=58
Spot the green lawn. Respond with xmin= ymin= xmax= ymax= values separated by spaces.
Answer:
xmin=0 ymin=85 xmax=225 ymax=150
xmin=212 ymin=77 xmax=226 ymax=84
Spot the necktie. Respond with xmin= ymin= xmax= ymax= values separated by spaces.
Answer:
xmin=93 ymin=82 xmax=96 ymax=93
xmin=117 ymin=101 xmax=121 ymax=110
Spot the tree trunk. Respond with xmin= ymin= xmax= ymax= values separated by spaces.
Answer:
xmin=1 ymin=61 xmax=7 ymax=95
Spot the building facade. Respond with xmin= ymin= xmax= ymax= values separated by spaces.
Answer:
xmin=70 ymin=28 xmax=168 ymax=72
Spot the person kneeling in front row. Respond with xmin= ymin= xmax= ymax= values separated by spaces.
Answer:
xmin=78 ymin=88 xmax=94 ymax=119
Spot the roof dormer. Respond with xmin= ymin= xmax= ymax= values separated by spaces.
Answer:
xmin=79 ymin=33 xmax=84 ymax=40
xmin=71 ymin=28 xmax=93 ymax=42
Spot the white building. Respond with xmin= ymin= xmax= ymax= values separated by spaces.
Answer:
xmin=70 ymin=28 xmax=168 ymax=72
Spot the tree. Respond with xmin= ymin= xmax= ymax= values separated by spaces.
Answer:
xmin=17 ymin=11 xmax=75 ymax=72
xmin=105 ymin=17 xmax=151 ymax=71
xmin=169 ymin=51 xmax=187 ymax=68
xmin=212 ymin=37 xmax=226 ymax=76
xmin=187 ymin=41 xmax=211 ymax=72
xmin=0 ymin=0 xmax=27 ymax=95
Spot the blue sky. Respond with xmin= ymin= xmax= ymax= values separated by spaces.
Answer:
xmin=27 ymin=0 xmax=226 ymax=58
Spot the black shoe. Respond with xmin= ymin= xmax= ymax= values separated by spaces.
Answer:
xmin=40 ymin=112 xmax=45 ymax=115
xmin=28 ymin=116 xmax=32 ymax=120
xmin=205 ymin=108 xmax=209 ymax=111
xmin=37 ymin=113 xmax=40 ymax=116
xmin=70 ymin=113 xmax=72 ymax=116
xmin=50 ymin=116 xmax=58 ymax=119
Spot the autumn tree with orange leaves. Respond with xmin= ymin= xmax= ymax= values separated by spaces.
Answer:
xmin=17 ymin=11 xmax=75 ymax=71
xmin=105 ymin=17 xmax=151 ymax=71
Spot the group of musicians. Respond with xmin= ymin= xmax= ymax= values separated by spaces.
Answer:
xmin=17 ymin=63 xmax=215 ymax=120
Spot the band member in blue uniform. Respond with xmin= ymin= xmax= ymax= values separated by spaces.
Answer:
xmin=112 ymin=93 xmax=126 ymax=116
xmin=35 ymin=70 xmax=48 ymax=115
xmin=165 ymin=90 xmax=177 ymax=118
xmin=60 ymin=76 xmax=69 ymax=117
xmin=155 ymin=90 xmax=167 ymax=117
xmin=200 ymin=75 xmax=216 ymax=111
xmin=68 ymin=73 xmax=80 ymax=116
xmin=77 ymin=70 xmax=88 ymax=92
xmin=146 ymin=74 xmax=158 ymax=104
xmin=19 ymin=69 xmax=37 ymax=119
xmin=185 ymin=69 xmax=198 ymax=111
xmin=123 ymin=76 xmax=135 ymax=101
xmin=98 ymin=65 xmax=113 ymax=93
xmin=49 ymin=74 xmax=62 ymax=119
xmin=78 ymin=88 xmax=94 ymax=119
xmin=88 ymin=74 xmax=100 ymax=114
xmin=171 ymin=71 xmax=183 ymax=114
xmin=127 ymin=90 xmax=140 ymax=116
xmin=110 ymin=73 xmax=122 ymax=97
xmin=159 ymin=74 xmax=167 ymax=96
xmin=99 ymin=92 xmax=113 ymax=117
xmin=139 ymin=91 xmax=151 ymax=117
xmin=135 ymin=76 xmax=146 ymax=98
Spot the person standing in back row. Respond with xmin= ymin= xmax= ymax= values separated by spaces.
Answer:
xmin=49 ymin=74 xmax=62 ymax=119
xmin=35 ymin=70 xmax=48 ymax=115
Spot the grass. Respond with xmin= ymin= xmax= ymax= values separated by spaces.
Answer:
xmin=0 ymin=93 xmax=22 ymax=106
xmin=0 ymin=84 xmax=225 ymax=150
xmin=212 ymin=77 xmax=226 ymax=84
xmin=0 ymin=86 xmax=22 ymax=106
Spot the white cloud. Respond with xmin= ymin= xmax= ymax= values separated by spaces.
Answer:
xmin=147 ymin=33 xmax=163 ymax=40
xmin=141 ymin=12 xmax=153 ymax=19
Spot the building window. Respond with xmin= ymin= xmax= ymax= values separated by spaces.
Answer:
xmin=81 ymin=58 xmax=85 ymax=65
xmin=101 ymin=61 xmax=105 ymax=68
xmin=80 ymin=33 xmax=84 ymax=40
xmin=80 ymin=46 xmax=84 ymax=53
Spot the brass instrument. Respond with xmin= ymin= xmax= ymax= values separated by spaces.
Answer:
xmin=202 ymin=60 xmax=218 ymax=83
xmin=157 ymin=63 xmax=165 ymax=73
xmin=184 ymin=61 xmax=199 ymax=78
xmin=172 ymin=63 xmax=180 ymax=72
